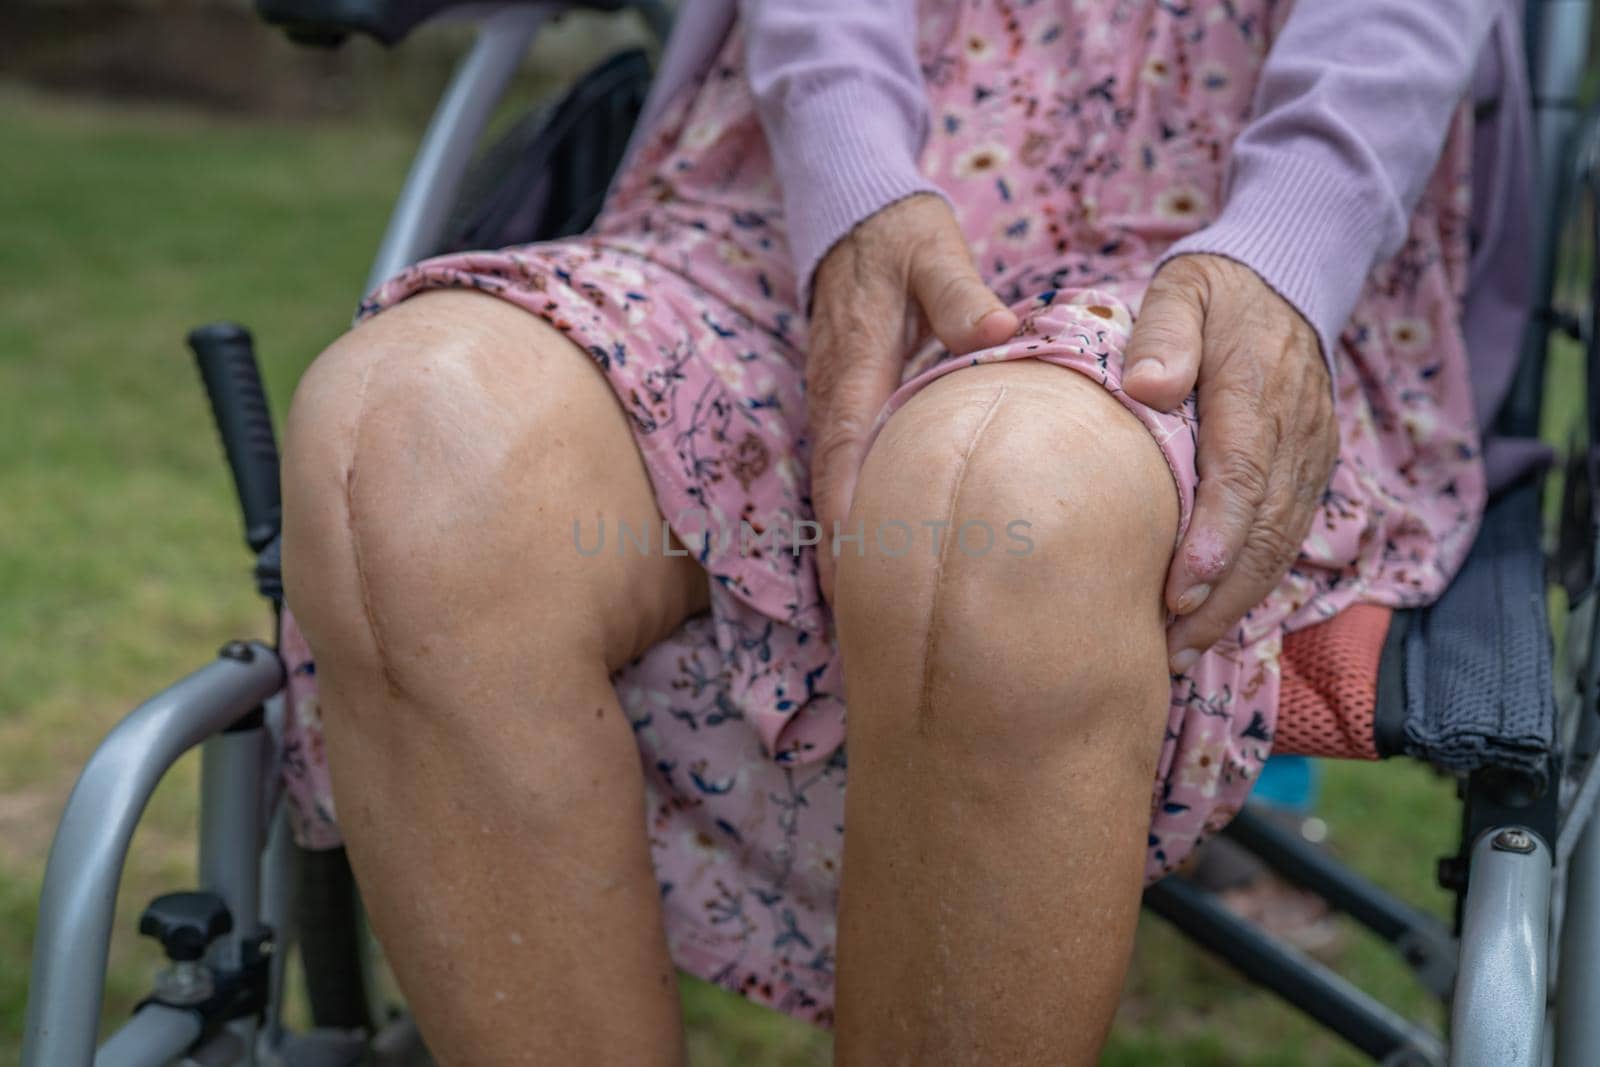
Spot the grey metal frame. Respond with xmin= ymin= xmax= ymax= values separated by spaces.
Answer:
xmin=19 ymin=0 xmax=1600 ymax=1064
xmin=362 ymin=3 xmax=553 ymax=296
xmin=1526 ymin=1 xmax=1594 ymax=324
xmin=1558 ymin=791 xmax=1600 ymax=1063
xmin=1451 ymin=829 xmax=1555 ymax=1067
xmin=21 ymin=643 xmax=282 ymax=1067
xmin=1452 ymin=1 xmax=1600 ymax=1064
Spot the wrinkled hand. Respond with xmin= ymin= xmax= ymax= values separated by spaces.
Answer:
xmin=1122 ymin=254 xmax=1337 ymax=672
xmin=807 ymin=193 xmax=1018 ymax=601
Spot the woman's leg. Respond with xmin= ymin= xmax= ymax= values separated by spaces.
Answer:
xmin=833 ymin=361 xmax=1178 ymax=1065
xmin=281 ymin=291 xmax=707 ymax=1066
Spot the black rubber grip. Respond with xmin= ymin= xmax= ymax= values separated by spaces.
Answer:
xmin=188 ymin=323 xmax=282 ymax=553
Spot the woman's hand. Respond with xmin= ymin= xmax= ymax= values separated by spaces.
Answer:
xmin=807 ymin=193 xmax=1018 ymax=601
xmin=1121 ymin=253 xmax=1337 ymax=671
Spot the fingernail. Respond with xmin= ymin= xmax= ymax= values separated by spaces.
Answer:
xmin=975 ymin=307 xmax=1015 ymax=332
xmin=1170 ymin=648 xmax=1199 ymax=673
xmin=1174 ymin=583 xmax=1211 ymax=615
xmin=1126 ymin=360 xmax=1164 ymax=386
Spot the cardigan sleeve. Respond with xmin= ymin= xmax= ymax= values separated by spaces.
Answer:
xmin=740 ymin=0 xmax=948 ymax=309
xmin=1158 ymin=0 xmax=1501 ymax=372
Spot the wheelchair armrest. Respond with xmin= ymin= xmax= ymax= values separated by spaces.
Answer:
xmin=257 ymin=0 xmax=629 ymax=47
xmin=1373 ymin=477 xmax=1557 ymax=789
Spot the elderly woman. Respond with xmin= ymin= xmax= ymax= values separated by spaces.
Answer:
xmin=280 ymin=0 xmax=1527 ymax=1061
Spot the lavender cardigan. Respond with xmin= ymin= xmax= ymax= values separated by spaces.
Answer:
xmin=623 ymin=0 xmax=1536 ymax=488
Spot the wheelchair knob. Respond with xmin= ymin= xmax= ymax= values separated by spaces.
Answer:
xmin=139 ymin=892 xmax=233 ymax=962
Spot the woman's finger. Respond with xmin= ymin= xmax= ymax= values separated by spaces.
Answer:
xmin=1123 ymin=261 xmax=1206 ymax=413
xmin=807 ymin=276 xmax=907 ymax=603
xmin=1166 ymin=458 xmax=1310 ymax=669
xmin=907 ymin=221 xmax=1017 ymax=355
xmin=1145 ymin=254 xmax=1335 ymax=670
xmin=1164 ymin=362 xmax=1274 ymax=631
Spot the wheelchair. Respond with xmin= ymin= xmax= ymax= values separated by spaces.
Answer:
xmin=18 ymin=0 xmax=1600 ymax=1063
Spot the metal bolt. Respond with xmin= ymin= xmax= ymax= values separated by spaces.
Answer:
xmin=153 ymin=961 xmax=214 ymax=1006
xmin=218 ymin=640 xmax=254 ymax=663
xmin=1492 ymin=828 xmax=1537 ymax=854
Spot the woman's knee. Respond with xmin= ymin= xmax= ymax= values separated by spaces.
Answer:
xmin=281 ymin=292 xmax=696 ymax=698
xmin=834 ymin=362 xmax=1177 ymax=760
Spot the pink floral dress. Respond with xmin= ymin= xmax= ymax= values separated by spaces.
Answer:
xmin=278 ymin=0 xmax=1483 ymax=1025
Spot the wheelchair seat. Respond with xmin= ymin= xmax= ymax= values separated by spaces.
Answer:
xmin=256 ymin=0 xmax=631 ymax=46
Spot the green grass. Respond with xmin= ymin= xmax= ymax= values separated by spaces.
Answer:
xmin=0 ymin=87 xmax=409 ymax=1062
xmin=0 ymin=86 xmax=1512 ymax=1064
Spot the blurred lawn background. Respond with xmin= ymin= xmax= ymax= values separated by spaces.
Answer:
xmin=1 ymin=5 xmax=1584 ymax=1063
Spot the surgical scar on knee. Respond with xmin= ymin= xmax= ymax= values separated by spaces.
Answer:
xmin=913 ymin=386 xmax=1008 ymax=735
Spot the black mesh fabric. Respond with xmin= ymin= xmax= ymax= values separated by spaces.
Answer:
xmin=1398 ymin=480 xmax=1556 ymax=787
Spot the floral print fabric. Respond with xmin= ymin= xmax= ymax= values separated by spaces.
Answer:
xmin=277 ymin=0 xmax=1483 ymax=1024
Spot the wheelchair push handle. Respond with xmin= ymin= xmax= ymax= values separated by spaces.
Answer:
xmin=188 ymin=323 xmax=282 ymax=554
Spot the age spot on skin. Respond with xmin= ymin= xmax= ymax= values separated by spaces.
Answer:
xmin=1184 ymin=529 xmax=1229 ymax=580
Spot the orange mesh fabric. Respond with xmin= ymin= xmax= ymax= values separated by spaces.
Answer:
xmin=1275 ymin=604 xmax=1392 ymax=760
